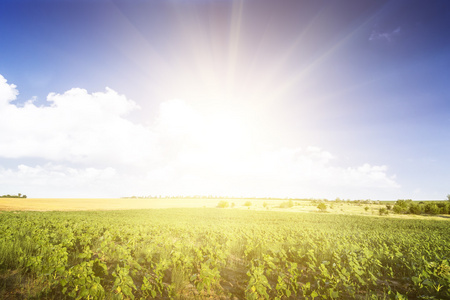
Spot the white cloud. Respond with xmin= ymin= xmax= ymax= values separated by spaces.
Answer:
xmin=143 ymin=145 xmax=399 ymax=199
xmin=369 ymin=26 xmax=401 ymax=42
xmin=0 ymin=75 xmax=19 ymax=106
xmin=0 ymin=77 xmax=155 ymax=166
xmin=0 ymin=74 xmax=400 ymax=198
xmin=0 ymin=164 xmax=119 ymax=198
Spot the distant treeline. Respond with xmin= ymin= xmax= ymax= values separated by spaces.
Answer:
xmin=122 ymin=195 xmax=325 ymax=201
xmin=122 ymin=195 xmax=448 ymax=203
xmin=389 ymin=199 xmax=450 ymax=215
xmin=0 ymin=193 xmax=27 ymax=198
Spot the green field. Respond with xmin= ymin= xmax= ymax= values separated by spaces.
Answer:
xmin=1 ymin=208 xmax=449 ymax=299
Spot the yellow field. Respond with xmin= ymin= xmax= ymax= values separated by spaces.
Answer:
xmin=0 ymin=198 xmax=447 ymax=221
xmin=0 ymin=198 xmax=220 ymax=211
xmin=0 ymin=198 xmax=328 ymax=212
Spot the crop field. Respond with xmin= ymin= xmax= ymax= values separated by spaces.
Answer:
xmin=1 ymin=207 xmax=449 ymax=300
xmin=0 ymin=198 xmax=221 ymax=211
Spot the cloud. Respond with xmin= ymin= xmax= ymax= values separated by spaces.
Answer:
xmin=0 ymin=164 xmax=120 ymax=198
xmin=369 ymin=27 xmax=401 ymax=42
xmin=0 ymin=74 xmax=400 ymax=198
xmin=0 ymin=75 xmax=19 ymax=105
xmin=143 ymin=145 xmax=399 ymax=198
xmin=0 ymin=76 xmax=155 ymax=166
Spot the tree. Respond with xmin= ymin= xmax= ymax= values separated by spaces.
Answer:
xmin=279 ymin=200 xmax=294 ymax=208
xmin=408 ymin=203 xmax=423 ymax=215
xmin=425 ymin=203 xmax=440 ymax=215
xmin=379 ymin=207 xmax=388 ymax=215
xmin=217 ymin=200 xmax=229 ymax=208
xmin=447 ymin=194 xmax=450 ymax=201
xmin=317 ymin=203 xmax=327 ymax=212
xmin=392 ymin=199 xmax=411 ymax=214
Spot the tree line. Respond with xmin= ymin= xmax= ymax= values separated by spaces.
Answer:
xmin=0 ymin=193 xmax=27 ymax=198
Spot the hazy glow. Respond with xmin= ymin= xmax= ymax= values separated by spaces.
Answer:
xmin=4 ymin=1 xmax=449 ymax=199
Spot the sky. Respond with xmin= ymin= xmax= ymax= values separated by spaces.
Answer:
xmin=0 ymin=0 xmax=449 ymax=200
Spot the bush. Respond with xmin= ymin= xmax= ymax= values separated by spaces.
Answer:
xmin=317 ymin=203 xmax=327 ymax=212
xmin=386 ymin=204 xmax=392 ymax=210
xmin=438 ymin=203 xmax=449 ymax=214
xmin=243 ymin=201 xmax=252 ymax=207
xmin=392 ymin=204 xmax=406 ymax=214
xmin=379 ymin=208 xmax=389 ymax=215
xmin=425 ymin=203 xmax=440 ymax=215
xmin=408 ymin=203 xmax=423 ymax=215
xmin=217 ymin=201 xmax=229 ymax=208
xmin=396 ymin=199 xmax=413 ymax=207
xmin=364 ymin=206 xmax=369 ymax=212
xmin=392 ymin=200 xmax=411 ymax=214
xmin=279 ymin=200 xmax=294 ymax=208
xmin=263 ymin=202 xmax=268 ymax=208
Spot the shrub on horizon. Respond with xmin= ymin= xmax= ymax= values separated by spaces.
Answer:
xmin=279 ymin=200 xmax=294 ymax=209
xmin=317 ymin=203 xmax=327 ymax=212
xmin=217 ymin=200 xmax=229 ymax=208
xmin=379 ymin=207 xmax=389 ymax=215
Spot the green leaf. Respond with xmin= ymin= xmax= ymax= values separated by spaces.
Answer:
xmin=79 ymin=287 xmax=89 ymax=298
xmin=411 ymin=276 xmax=421 ymax=285
xmin=422 ymin=279 xmax=433 ymax=287
xmin=60 ymin=278 xmax=68 ymax=287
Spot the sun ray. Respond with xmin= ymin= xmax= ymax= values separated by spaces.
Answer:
xmin=272 ymin=4 xmax=396 ymax=102
xmin=226 ymin=0 xmax=245 ymax=97
xmin=108 ymin=3 xmax=173 ymax=84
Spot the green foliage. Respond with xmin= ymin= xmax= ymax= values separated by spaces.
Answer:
xmin=244 ymin=201 xmax=252 ymax=207
xmin=61 ymin=259 xmax=106 ymax=299
xmin=439 ymin=202 xmax=450 ymax=214
xmin=393 ymin=199 xmax=412 ymax=214
xmin=409 ymin=203 xmax=423 ymax=215
xmin=0 ymin=209 xmax=449 ymax=299
xmin=246 ymin=263 xmax=271 ymax=299
xmin=392 ymin=200 xmax=449 ymax=216
xmin=0 ymin=193 xmax=27 ymax=198
xmin=190 ymin=261 xmax=221 ymax=294
xmin=379 ymin=207 xmax=389 ymax=215
xmin=317 ymin=202 xmax=327 ymax=212
xmin=279 ymin=200 xmax=294 ymax=208
xmin=112 ymin=264 xmax=137 ymax=299
xmin=424 ymin=203 xmax=440 ymax=215
xmin=217 ymin=200 xmax=229 ymax=208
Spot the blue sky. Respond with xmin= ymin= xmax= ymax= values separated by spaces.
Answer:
xmin=0 ymin=0 xmax=449 ymax=199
